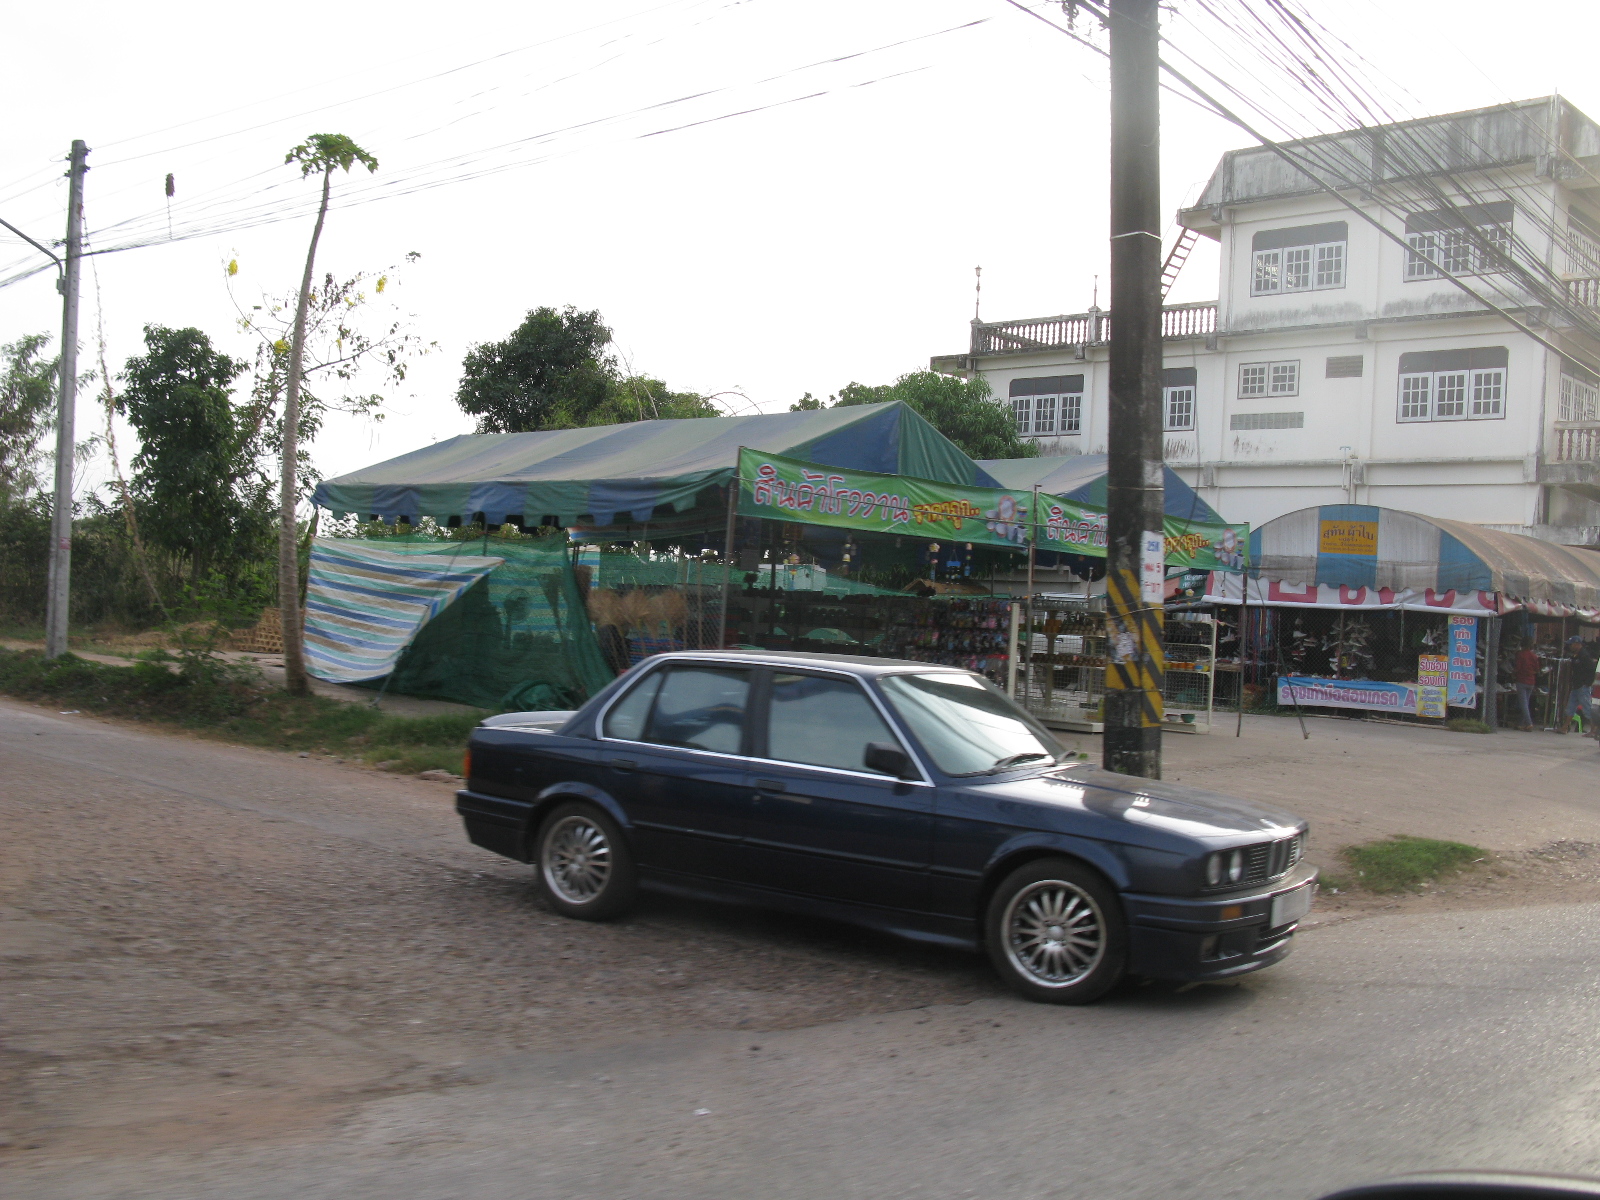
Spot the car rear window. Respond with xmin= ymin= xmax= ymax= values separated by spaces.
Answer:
xmin=642 ymin=666 xmax=751 ymax=754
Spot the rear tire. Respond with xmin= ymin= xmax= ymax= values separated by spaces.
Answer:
xmin=984 ymin=858 xmax=1126 ymax=1004
xmin=535 ymin=801 xmax=637 ymax=921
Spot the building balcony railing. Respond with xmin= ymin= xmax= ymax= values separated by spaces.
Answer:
xmin=1568 ymin=277 xmax=1600 ymax=308
xmin=1554 ymin=421 xmax=1600 ymax=462
xmin=969 ymin=301 xmax=1217 ymax=356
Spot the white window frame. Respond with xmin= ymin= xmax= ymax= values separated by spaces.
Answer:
xmin=1397 ymin=369 xmax=1506 ymax=423
xmin=1405 ymin=222 xmax=1511 ymax=281
xmin=1560 ymin=372 xmax=1600 ymax=423
xmin=1251 ymin=241 xmax=1346 ymax=295
xmin=1163 ymin=385 xmax=1195 ymax=431
xmin=1241 ymin=360 xmax=1298 ymax=398
xmin=1012 ymin=391 xmax=1083 ymax=438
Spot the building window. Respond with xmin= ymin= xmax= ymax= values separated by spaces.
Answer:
xmin=1161 ymin=366 xmax=1197 ymax=431
xmin=1240 ymin=360 xmax=1298 ymax=398
xmin=1008 ymin=374 xmax=1084 ymax=438
xmin=1559 ymin=367 xmax=1599 ymax=422
xmin=1250 ymin=221 xmax=1347 ymax=295
xmin=1405 ymin=201 xmax=1513 ymax=280
xmin=1325 ymin=355 xmax=1364 ymax=379
xmin=1395 ymin=347 xmax=1507 ymax=422
xmin=1230 ymin=412 xmax=1304 ymax=430
xmin=1164 ymin=387 xmax=1195 ymax=431
xmin=1569 ymin=210 xmax=1600 ymax=277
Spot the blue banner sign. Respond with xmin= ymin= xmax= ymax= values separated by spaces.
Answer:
xmin=1447 ymin=615 xmax=1478 ymax=708
xmin=1277 ymin=676 xmax=1419 ymax=714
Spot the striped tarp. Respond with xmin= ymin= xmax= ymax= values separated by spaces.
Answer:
xmin=303 ymin=538 xmax=504 ymax=684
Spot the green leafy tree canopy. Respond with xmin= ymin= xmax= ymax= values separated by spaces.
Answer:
xmin=824 ymin=370 xmax=1039 ymax=460
xmin=116 ymin=325 xmax=275 ymax=582
xmin=0 ymin=333 xmax=58 ymax=503
xmin=456 ymin=306 xmax=718 ymax=432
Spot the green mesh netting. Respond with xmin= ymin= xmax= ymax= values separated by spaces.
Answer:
xmin=357 ymin=535 xmax=614 ymax=710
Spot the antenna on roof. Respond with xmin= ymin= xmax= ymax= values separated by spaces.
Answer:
xmin=974 ymin=265 xmax=982 ymax=321
xmin=1091 ymin=274 xmax=1099 ymax=309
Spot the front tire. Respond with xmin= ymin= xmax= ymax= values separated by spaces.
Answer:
xmin=984 ymin=858 xmax=1126 ymax=1004
xmin=536 ymin=802 xmax=637 ymax=921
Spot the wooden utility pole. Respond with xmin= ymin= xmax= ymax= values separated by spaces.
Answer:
xmin=1103 ymin=0 xmax=1165 ymax=777
xmin=45 ymin=140 xmax=88 ymax=660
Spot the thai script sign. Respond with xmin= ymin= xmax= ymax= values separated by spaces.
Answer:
xmin=1319 ymin=519 xmax=1378 ymax=557
xmin=1448 ymin=614 xmax=1478 ymax=707
xmin=1417 ymin=654 xmax=1448 ymax=688
xmin=1277 ymin=675 xmax=1419 ymax=713
xmin=737 ymin=448 xmax=1249 ymax=569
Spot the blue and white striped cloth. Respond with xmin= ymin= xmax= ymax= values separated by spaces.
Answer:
xmin=303 ymin=538 xmax=504 ymax=684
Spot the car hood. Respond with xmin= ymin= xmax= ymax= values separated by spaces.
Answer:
xmin=975 ymin=763 xmax=1306 ymax=839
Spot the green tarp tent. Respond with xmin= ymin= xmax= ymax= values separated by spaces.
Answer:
xmin=977 ymin=454 xmax=1227 ymax=525
xmin=313 ymin=402 xmax=1001 ymax=526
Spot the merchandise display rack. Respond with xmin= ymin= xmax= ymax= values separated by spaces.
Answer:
xmin=1014 ymin=596 xmax=1107 ymax=733
xmin=1163 ymin=612 xmax=1217 ymax=733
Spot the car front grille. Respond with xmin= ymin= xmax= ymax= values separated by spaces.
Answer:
xmin=1240 ymin=831 xmax=1304 ymax=887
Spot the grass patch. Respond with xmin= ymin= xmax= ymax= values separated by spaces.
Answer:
xmin=1338 ymin=834 xmax=1487 ymax=893
xmin=1445 ymin=717 xmax=1494 ymax=734
xmin=0 ymin=647 xmax=485 ymax=774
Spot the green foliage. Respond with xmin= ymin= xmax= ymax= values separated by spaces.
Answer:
xmin=790 ymin=391 xmax=827 ymax=411
xmin=457 ymin=306 xmax=614 ymax=433
xmin=116 ymin=325 xmax=277 ymax=588
xmin=0 ymin=646 xmax=484 ymax=772
xmin=829 ymin=371 xmax=1040 ymax=460
xmin=1445 ymin=717 xmax=1494 ymax=734
xmin=0 ymin=333 xmax=58 ymax=503
xmin=456 ymin=306 xmax=718 ymax=432
xmin=286 ymin=133 xmax=378 ymax=177
xmin=1339 ymin=835 xmax=1486 ymax=893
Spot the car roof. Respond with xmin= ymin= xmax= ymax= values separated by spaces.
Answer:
xmin=642 ymin=650 xmax=971 ymax=677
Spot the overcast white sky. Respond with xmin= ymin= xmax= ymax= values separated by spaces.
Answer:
xmin=3 ymin=0 xmax=1597 ymax=499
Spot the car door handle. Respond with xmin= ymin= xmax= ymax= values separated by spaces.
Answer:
xmin=754 ymin=778 xmax=786 ymax=793
xmin=613 ymin=758 xmax=638 ymax=771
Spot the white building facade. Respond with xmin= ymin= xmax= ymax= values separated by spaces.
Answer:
xmin=931 ymin=97 xmax=1600 ymax=543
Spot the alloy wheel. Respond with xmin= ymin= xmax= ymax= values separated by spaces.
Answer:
xmin=543 ymin=814 xmax=612 ymax=904
xmin=1002 ymin=879 xmax=1105 ymax=987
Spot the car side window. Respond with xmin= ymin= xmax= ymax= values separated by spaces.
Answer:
xmin=602 ymin=668 xmax=665 ymax=741
xmin=642 ymin=666 xmax=750 ymax=754
xmin=766 ymin=672 xmax=903 ymax=774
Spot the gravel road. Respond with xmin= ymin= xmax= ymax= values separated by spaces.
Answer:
xmin=7 ymin=697 xmax=1600 ymax=1197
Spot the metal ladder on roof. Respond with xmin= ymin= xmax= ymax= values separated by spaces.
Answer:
xmin=1160 ymin=227 xmax=1199 ymax=298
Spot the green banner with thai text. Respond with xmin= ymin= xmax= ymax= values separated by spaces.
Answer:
xmin=737 ymin=448 xmax=1247 ymax=570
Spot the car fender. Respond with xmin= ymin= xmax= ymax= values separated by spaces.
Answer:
xmin=532 ymin=780 xmax=633 ymax=836
xmin=978 ymin=831 xmax=1134 ymax=898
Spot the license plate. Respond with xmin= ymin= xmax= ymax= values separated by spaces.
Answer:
xmin=1270 ymin=883 xmax=1313 ymax=927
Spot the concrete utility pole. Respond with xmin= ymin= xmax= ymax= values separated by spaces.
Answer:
xmin=45 ymin=140 xmax=88 ymax=660
xmin=1102 ymin=0 xmax=1164 ymax=778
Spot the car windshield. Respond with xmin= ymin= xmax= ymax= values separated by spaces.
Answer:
xmin=878 ymin=671 xmax=1062 ymax=777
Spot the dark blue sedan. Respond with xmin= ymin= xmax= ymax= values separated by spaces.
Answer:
xmin=456 ymin=651 xmax=1316 ymax=1004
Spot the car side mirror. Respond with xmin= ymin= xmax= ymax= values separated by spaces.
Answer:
xmin=863 ymin=741 xmax=915 ymax=780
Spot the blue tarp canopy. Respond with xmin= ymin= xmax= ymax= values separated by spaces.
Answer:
xmin=976 ymin=454 xmax=1228 ymax=525
xmin=314 ymin=402 xmax=1000 ymax=526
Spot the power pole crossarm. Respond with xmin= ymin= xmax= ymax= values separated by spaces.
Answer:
xmin=45 ymin=140 xmax=88 ymax=660
xmin=1103 ymin=0 xmax=1164 ymax=778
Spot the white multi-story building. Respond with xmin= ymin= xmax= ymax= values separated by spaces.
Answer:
xmin=931 ymin=97 xmax=1600 ymax=544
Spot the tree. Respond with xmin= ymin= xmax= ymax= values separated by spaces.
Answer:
xmin=579 ymin=374 xmax=720 ymax=425
xmin=116 ymin=325 xmax=274 ymax=586
xmin=456 ymin=306 xmax=616 ymax=433
xmin=832 ymin=371 xmax=1039 ymax=460
xmin=277 ymin=133 xmax=379 ymax=695
xmin=0 ymin=334 xmax=58 ymax=504
xmin=789 ymin=391 xmax=827 ymax=411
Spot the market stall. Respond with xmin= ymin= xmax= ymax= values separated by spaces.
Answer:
xmin=1199 ymin=504 xmax=1600 ymax=727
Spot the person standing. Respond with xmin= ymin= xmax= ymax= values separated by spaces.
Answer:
xmin=1559 ymin=635 xmax=1600 ymax=735
xmin=1513 ymin=637 xmax=1539 ymax=732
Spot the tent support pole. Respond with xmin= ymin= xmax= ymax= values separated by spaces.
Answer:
xmin=1235 ymin=578 xmax=1246 ymax=737
xmin=718 ymin=477 xmax=738 ymax=651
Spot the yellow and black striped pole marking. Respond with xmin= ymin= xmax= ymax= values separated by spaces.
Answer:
xmin=1104 ymin=564 xmax=1165 ymax=731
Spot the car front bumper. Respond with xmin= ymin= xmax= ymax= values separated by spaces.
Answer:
xmin=1120 ymin=862 xmax=1319 ymax=982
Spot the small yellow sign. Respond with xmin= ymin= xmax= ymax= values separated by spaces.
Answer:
xmin=1320 ymin=519 xmax=1378 ymax=557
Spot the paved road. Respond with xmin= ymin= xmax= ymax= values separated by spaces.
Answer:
xmin=7 ymin=700 xmax=1600 ymax=1199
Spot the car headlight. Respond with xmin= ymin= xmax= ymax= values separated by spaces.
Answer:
xmin=1206 ymin=849 xmax=1245 ymax=887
